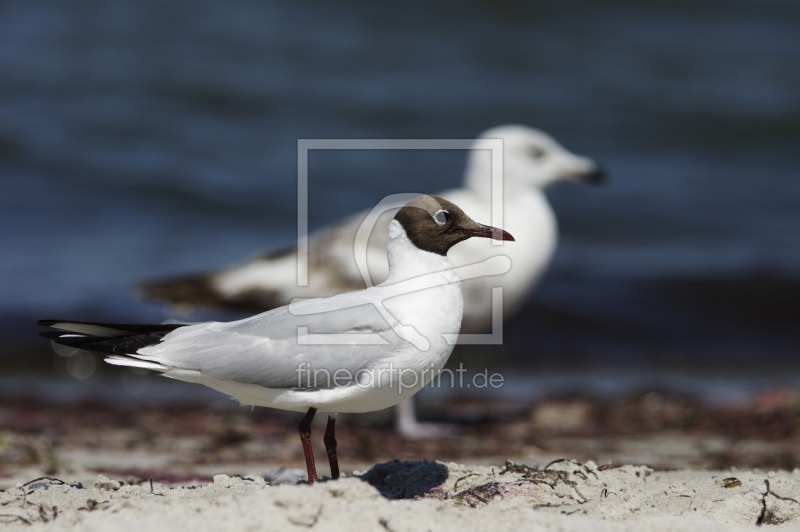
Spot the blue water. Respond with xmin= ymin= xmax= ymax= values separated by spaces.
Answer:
xmin=2 ymin=0 xmax=800 ymax=371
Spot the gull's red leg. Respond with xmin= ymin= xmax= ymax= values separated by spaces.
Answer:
xmin=323 ymin=414 xmax=340 ymax=480
xmin=299 ymin=407 xmax=318 ymax=484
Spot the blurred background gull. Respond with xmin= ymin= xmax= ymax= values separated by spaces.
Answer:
xmin=2 ymin=1 xmax=800 ymax=419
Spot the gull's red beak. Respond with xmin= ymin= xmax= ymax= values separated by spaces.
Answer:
xmin=464 ymin=225 xmax=515 ymax=242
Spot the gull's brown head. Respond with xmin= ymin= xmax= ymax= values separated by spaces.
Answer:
xmin=393 ymin=195 xmax=515 ymax=256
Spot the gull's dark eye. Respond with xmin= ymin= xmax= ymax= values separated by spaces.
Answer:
xmin=432 ymin=210 xmax=449 ymax=226
xmin=528 ymin=146 xmax=546 ymax=159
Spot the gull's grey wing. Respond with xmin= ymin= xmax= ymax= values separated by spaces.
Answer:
xmin=136 ymin=289 xmax=405 ymax=389
xmin=139 ymin=208 xmax=395 ymax=312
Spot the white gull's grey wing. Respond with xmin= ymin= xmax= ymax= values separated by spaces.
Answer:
xmin=208 ymin=209 xmax=397 ymax=305
xmin=138 ymin=209 xmax=395 ymax=311
xmin=134 ymin=289 xmax=406 ymax=389
xmin=208 ymin=209 xmax=395 ymax=300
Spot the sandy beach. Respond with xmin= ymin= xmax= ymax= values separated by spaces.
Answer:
xmin=3 ymin=460 xmax=800 ymax=531
xmin=3 ymin=391 xmax=800 ymax=530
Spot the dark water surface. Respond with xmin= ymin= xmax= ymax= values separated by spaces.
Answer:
xmin=2 ymin=0 xmax=800 ymax=377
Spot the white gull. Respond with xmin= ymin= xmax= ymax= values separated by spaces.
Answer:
xmin=139 ymin=124 xmax=605 ymax=437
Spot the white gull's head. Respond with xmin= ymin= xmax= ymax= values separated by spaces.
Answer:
xmin=463 ymin=124 xmax=606 ymax=194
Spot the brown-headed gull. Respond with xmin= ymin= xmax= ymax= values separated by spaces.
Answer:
xmin=39 ymin=195 xmax=514 ymax=484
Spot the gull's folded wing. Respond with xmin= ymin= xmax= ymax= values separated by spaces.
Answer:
xmin=135 ymin=290 xmax=404 ymax=389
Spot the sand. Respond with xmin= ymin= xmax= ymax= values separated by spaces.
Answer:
xmin=2 ymin=459 xmax=800 ymax=531
xmin=4 ymin=392 xmax=800 ymax=530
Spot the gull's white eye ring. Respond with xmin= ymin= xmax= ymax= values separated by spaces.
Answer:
xmin=432 ymin=210 xmax=449 ymax=226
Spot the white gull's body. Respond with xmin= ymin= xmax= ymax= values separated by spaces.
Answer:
xmin=137 ymin=125 xmax=603 ymax=438
xmin=143 ymin=125 xmax=603 ymax=333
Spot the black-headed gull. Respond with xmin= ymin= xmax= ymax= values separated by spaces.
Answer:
xmin=138 ymin=125 xmax=604 ymax=438
xmin=39 ymin=195 xmax=514 ymax=484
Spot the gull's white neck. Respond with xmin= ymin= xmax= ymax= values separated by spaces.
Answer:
xmin=383 ymin=220 xmax=457 ymax=285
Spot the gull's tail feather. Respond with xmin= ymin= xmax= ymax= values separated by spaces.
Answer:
xmin=38 ymin=320 xmax=184 ymax=337
xmin=105 ymin=355 xmax=168 ymax=372
xmin=37 ymin=320 xmax=187 ymax=363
